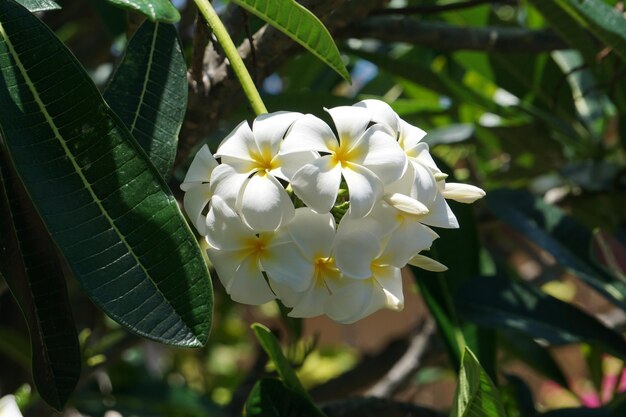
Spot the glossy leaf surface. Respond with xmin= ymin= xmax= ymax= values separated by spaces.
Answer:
xmin=0 ymin=151 xmax=80 ymax=410
xmin=104 ymin=20 xmax=187 ymax=178
xmin=105 ymin=0 xmax=180 ymax=23
xmin=0 ymin=1 xmax=212 ymax=347
xmin=15 ymin=0 xmax=60 ymax=12
xmin=450 ymin=348 xmax=506 ymax=417
xmin=232 ymin=0 xmax=350 ymax=82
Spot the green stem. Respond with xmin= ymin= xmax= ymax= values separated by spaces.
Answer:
xmin=194 ymin=0 xmax=268 ymax=116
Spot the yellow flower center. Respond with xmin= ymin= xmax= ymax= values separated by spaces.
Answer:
xmin=313 ymin=256 xmax=340 ymax=288
xmin=329 ymin=139 xmax=361 ymax=168
xmin=249 ymin=146 xmax=279 ymax=174
xmin=242 ymin=233 xmax=272 ymax=259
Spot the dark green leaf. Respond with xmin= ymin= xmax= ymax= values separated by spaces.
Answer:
xmin=486 ymin=189 xmax=626 ymax=311
xmin=105 ymin=0 xmax=180 ymax=23
xmin=0 ymin=151 xmax=80 ymax=410
xmin=231 ymin=0 xmax=350 ymax=82
xmin=14 ymin=0 xmax=60 ymax=12
xmin=104 ymin=20 xmax=187 ymax=178
xmin=0 ymin=1 xmax=212 ymax=347
xmin=251 ymin=323 xmax=306 ymax=395
xmin=245 ymin=378 xmax=325 ymax=417
xmin=0 ymin=326 xmax=31 ymax=370
xmin=499 ymin=331 xmax=568 ymax=388
xmin=553 ymin=0 xmax=626 ymax=64
xmin=450 ymin=347 xmax=507 ymax=417
xmin=455 ymin=275 xmax=626 ymax=360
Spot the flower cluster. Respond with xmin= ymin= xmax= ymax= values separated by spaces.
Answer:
xmin=182 ymin=100 xmax=485 ymax=324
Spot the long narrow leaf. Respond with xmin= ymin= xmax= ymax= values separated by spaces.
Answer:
xmin=0 ymin=1 xmax=212 ymax=347
xmin=15 ymin=0 xmax=60 ymax=12
xmin=105 ymin=0 xmax=180 ymax=23
xmin=104 ymin=20 xmax=187 ymax=178
xmin=0 ymin=151 xmax=80 ymax=410
xmin=232 ymin=0 xmax=350 ymax=82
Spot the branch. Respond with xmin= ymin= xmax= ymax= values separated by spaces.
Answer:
xmin=321 ymin=397 xmax=445 ymax=417
xmin=371 ymin=0 xmax=517 ymax=16
xmin=365 ymin=318 xmax=437 ymax=397
xmin=348 ymin=18 xmax=568 ymax=53
xmin=176 ymin=0 xmax=387 ymax=168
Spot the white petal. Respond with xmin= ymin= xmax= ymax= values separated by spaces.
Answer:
xmin=253 ymin=111 xmax=302 ymax=156
xmin=263 ymin=241 xmax=314 ymax=292
xmin=398 ymin=120 xmax=427 ymax=154
xmin=209 ymin=163 xmax=249 ymax=207
xmin=338 ymin=202 xmax=395 ymax=239
xmin=411 ymin=161 xmax=438 ymax=206
xmin=442 ymin=183 xmax=486 ymax=203
xmin=408 ymin=254 xmax=448 ymax=272
xmin=354 ymin=99 xmax=400 ymax=135
xmin=227 ymin=255 xmax=276 ymax=305
xmin=356 ymin=125 xmax=407 ymax=184
xmin=414 ymin=143 xmax=441 ymax=173
xmin=180 ymin=145 xmax=218 ymax=191
xmin=383 ymin=193 xmax=429 ymax=216
xmin=334 ymin=229 xmax=381 ymax=279
xmin=206 ymin=195 xmax=253 ymax=250
xmin=288 ymin=208 xmax=336 ymax=259
xmin=326 ymin=106 xmax=371 ymax=147
xmin=342 ymin=162 xmax=383 ymax=218
xmin=239 ymin=174 xmax=295 ymax=231
xmin=375 ymin=265 xmax=404 ymax=311
xmin=281 ymin=114 xmax=336 ymax=154
xmin=290 ymin=155 xmax=342 ymax=213
xmin=420 ymin=193 xmax=459 ymax=229
xmin=325 ymin=279 xmax=387 ymax=324
xmin=0 ymin=396 xmax=23 ymax=417
xmin=288 ymin=285 xmax=331 ymax=318
xmin=183 ymin=183 xmax=212 ymax=235
xmin=207 ymin=247 xmax=246 ymax=286
xmin=215 ymin=120 xmax=258 ymax=161
xmin=378 ymin=222 xmax=439 ymax=267
xmin=273 ymin=150 xmax=318 ymax=180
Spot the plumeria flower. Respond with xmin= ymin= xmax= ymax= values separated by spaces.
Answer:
xmin=211 ymin=111 xmax=315 ymax=231
xmin=180 ymin=145 xmax=219 ymax=234
xmin=280 ymin=106 xmax=407 ymax=218
xmin=354 ymin=99 xmax=486 ymax=228
xmin=0 ymin=396 xmax=23 ymax=417
xmin=272 ymin=208 xmax=344 ymax=318
xmin=205 ymin=196 xmax=313 ymax=305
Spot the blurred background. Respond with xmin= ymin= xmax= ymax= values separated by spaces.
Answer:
xmin=2 ymin=0 xmax=626 ymax=416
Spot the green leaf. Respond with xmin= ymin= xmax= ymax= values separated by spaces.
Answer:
xmin=553 ymin=0 xmax=626 ymax=64
xmin=245 ymin=378 xmax=325 ymax=417
xmin=104 ymin=20 xmax=187 ymax=178
xmin=0 ymin=326 xmax=31 ymax=371
xmin=251 ymin=323 xmax=306 ymax=395
xmin=527 ymin=0 xmax=597 ymax=63
xmin=231 ymin=0 xmax=350 ymax=82
xmin=105 ymin=0 xmax=180 ymax=23
xmin=0 ymin=1 xmax=212 ymax=347
xmin=486 ymin=189 xmax=626 ymax=311
xmin=14 ymin=0 xmax=60 ymax=12
xmin=0 ymin=151 xmax=81 ymax=410
xmin=499 ymin=331 xmax=568 ymax=388
xmin=455 ymin=275 xmax=626 ymax=360
xmin=451 ymin=347 xmax=507 ymax=417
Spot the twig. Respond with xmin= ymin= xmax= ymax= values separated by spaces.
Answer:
xmin=366 ymin=318 xmax=437 ymax=398
xmin=190 ymin=11 xmax=212 ymax=95
xmin=349 ymin=18 xmax=567 ymax=53
xmin=371 ymin=0 xmax=516 ymax=16
xmin=321 ymin=397 xmax=445 ymax=417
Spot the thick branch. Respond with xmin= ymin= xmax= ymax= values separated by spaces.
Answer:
xmin=348 ymin=18 xmax=567 ymax=53
xmin=176 ymin=0 xmax=386 ymax=168
xmin=321 ymin=397 xmax=445 ymax=417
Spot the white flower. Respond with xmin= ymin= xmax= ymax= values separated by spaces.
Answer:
xmin=0 ymin=396 xmax=23 ymax=417
xmin=280 ymin=106 xmax=407 ymax=218
xmin=180 ymin=145 xmax=219 ymax=234
xmin=212 ymin=111 xmax=315 ymax=231
xmin=326 ymin=227 xmax=405 ymax=324
xmin=441 ymin=182 xmax=486 ymax=203
xmin=205 ymin=196 xmax=313 ymax=304
xmin=272 ymin=208 xmax=344 ymax=318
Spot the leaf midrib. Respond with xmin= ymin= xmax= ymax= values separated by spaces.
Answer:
xmin=129 ymin=21 xmax=159 ymax=134
xmin=0 ymin=18 xmax=195 ymax=339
